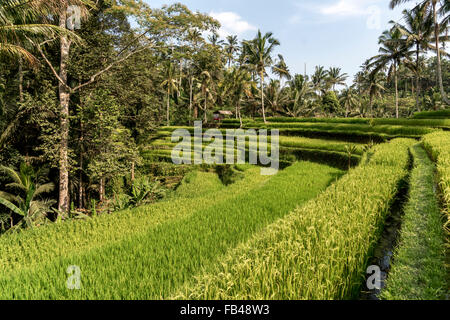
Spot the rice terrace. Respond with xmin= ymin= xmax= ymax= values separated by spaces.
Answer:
xmin=0 ymin=0 xmax=449 ymax=305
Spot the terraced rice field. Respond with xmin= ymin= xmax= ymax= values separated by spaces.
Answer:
xmin=1 ymin=117 xmax=448 ymax=300
xmin=0 ymin=162 xmax=342 ymax=299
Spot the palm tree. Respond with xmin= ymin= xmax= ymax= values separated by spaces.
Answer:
xmin=390 ymin=0 xmax=449 ymax=104
xmin=0 ymin=163 xmax=55 ymax=229
xmin=243 ymin=30 xmax=280 ymax=123
xmin=225 ymin=35 xmax=239 ymax=68
xmin=312 ymin=66 xmax=328 ymax=96
xmin=160 ymin=62 xmax=179 ymax=126
xmin=208 ymin=31 xmax=224 ymax=47
xmin=284 ymin=74 xmax=316 ymax=117
xmin=327 ymin=67 xmax=348 ymax=91
xmin=229 ymin=67 xmax=255 ymax=127
xmin=340 ymin=87 xmax=359 ymax=117
xmin=272 ymin=54 xmax=291 ymax=86
xmin=265 ymin=79 xmax=290 ymax=115
xmin=0 ymin=0 xmax=77 ymax=64
xmin=368 ymin=28 xmax=411 ymax=118
xmin=197 ymin=70 xmax=214 ymax=123
xmin=392 ymin=6 xmax=436 ymax=110
xmin=363 ymin=72 xmax=386 ymax=116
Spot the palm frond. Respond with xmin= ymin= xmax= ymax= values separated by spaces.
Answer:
xmin=33 ymin=182 xmax=55 ymax=198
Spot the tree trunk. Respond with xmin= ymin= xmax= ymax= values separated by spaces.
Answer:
xmin=131 ymin=161 xmax=135 ymax=181
xmin=99 ymin=178 xmax=105 ymax=202
xmin=238 ymin=101 xmax=243 ymax=128
xmin=166 ymin=91 xmax=170 ymax=126
xmin=18 ymin=58 xmax=23 ymax=103
xmin=79 ymin=85 xmax=84 ymax=210
xmin=204 ymin=91 xmax=207 ymax=124
xmin=433 ymin=3 xmax=449 ymax=105
xmin=79 ymin=145 xmax=83 ymax=209
xmin=416 ymin=43 xmax=421 ymax=111
xmin=193 ymin=104 xmax=198 ymax=119
xmin=394 ymin=62 xmax=399 ymax=119
xmin=58 ymin=3 xmax=72 ymax=216
xmin=260 ymin=70 xmax=267 ymax=123
xmin=189 ymin=76 xmax=193 ymax=123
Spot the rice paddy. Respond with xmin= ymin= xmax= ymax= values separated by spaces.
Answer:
xmin=1 ymin=118 xmax=448 ymax=300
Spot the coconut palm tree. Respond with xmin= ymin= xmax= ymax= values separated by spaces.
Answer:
xmin=229 ymin=67 xmax=256 ymax=127
xmin=0 ymin=0 xmax=77 ymax=64
xmin=0 ymin=163 xmax=55 ymax=229
xmin=362 ymin=72 xmax=386 ymax=117
xmin=312 ymin=65 xmax=328 ymax=96
xmin=368 ymin=28 xmax=412 ymax=118
xmin=272 ymin=54 xmax=291 ymax=86
xmin=340 ymin=88 xmax=359 ymax=117
xmin=284 ymin=74 xmax=316 ymax=117
xmin=265 ymin=79 xmax=290 ymax=115
xmin=243 ymin=30 xmax=280 ymax=123
xmin=392 ymin=6 xmax=438 ymax=110
xmin=208 ymin=31 xmax=224 ymax=47
xmin=327 ymin=67 xmax=348 ymax=91
xmin=390 ymin=0 xmax=449 ymax=104
xmin=225 ymin=35 xmax=239 ymax=68
xmin=197 ymin=70 xmax=214 ymax=123
xmin=160 ymin=62 xmax=179 ymax=126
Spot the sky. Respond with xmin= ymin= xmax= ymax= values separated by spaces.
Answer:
xmin=144 ymin=0 xmax=413 ymax=86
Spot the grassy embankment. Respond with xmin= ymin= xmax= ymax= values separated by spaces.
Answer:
xmin=381 ymin=144 xmax=447 ymax=300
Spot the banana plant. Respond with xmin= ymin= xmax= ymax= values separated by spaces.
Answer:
xmin=0 ymin=163 xmax=55 ymax=229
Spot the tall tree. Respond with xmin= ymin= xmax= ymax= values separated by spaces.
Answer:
xmin=312 ymin=65 xmax=328 ymax=96
xmin=225 ymin=35 xmax=239 ymax=68
xmin=392 ymin=6 xmax=437 ymax=110
xmin=390 ymin=0 xmax=449 ymax=104
xmin=160 ymin=62 xmax=179 ymax=126
xmin=339 ymin=87 xmax=359 ymax=117
xmin=272 ymin=54 xmax=291 ymax=85
xmin=243 ymin=30 xmax=280 ymax=123
xmin=363 ymin=72 xmax=386 ymax=116
xmin=368 ymin=28 xmax=411 ymax=118
xmin=327 ymin=67 xmax=348 ymax=91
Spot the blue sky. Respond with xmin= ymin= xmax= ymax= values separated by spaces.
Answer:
xmin=144 ymin=0 xmax=412 ymax=86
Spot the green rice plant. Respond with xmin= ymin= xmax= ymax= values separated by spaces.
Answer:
xmin=412 ymin=110 xmax=450 ymax=119
xmin=381 ymin=144 xmax=447 ymax=300
xmin=0 ymin=167 xmax=270 ymax=282
xmin=423 ymin=132 xmax=450 ymax=236
xmin=244 ymin=122 xmax=436 ymax=137
xmin=225 ymin=117 xmax=450 ymax=128
xmin=0 ymin=162 xmax=342 ymax=299
xmin=173 ymin=139 xmax=415 ymax=300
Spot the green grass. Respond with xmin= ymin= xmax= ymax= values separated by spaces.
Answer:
xmin=0 ymin=162 xmax=341 ymax=299
xmin=174 ymin=139 xmax=415 ymax=300
xmin=381 ymin=144 xmax=447 ymax=300
xmin=412 ymin=109 xmax=450 ymax=119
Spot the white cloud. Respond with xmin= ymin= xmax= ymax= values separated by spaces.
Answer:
xmin=319 ymin=0 xmax=381 ymax=16
xmin=209 ymin=11 xmax=257 ymax=38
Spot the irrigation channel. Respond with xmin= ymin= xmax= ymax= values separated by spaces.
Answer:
xmin=360 ymin=155 xmax=412 ymax=300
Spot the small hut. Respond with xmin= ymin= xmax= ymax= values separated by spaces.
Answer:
xmin=213 ymin=110 xmax=233 ymax=122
